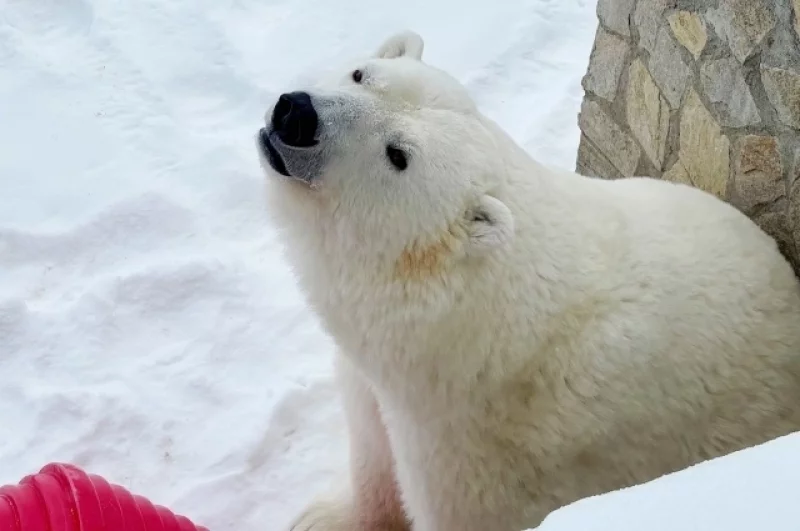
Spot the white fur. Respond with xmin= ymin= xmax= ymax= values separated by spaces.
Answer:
xmin=259 ymin=31 xmax=800 ymax=531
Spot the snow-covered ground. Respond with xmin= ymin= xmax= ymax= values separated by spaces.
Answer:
xmin=1 ymin=1 xmax=799 ymax=530
xmin=535 ymin=431 xmax=800 ymax=531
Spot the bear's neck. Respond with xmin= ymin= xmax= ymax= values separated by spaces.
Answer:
xmin=306 ymin=249 xmax=562 ymax=415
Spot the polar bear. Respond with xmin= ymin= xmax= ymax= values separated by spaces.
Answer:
xmin=256 ymin=31 xmax=800 ymax=531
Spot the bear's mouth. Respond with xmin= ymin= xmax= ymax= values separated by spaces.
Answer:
xmin=259 ymin=127 xmax=290 ymax=177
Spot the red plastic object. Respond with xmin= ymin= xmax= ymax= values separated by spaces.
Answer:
xmin=0 ymin=463 xmax=209 ymax=531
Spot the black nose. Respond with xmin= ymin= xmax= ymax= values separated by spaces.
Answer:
xmin=272 ymin=91 xmax=318 ymax=147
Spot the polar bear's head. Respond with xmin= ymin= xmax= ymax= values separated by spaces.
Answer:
xmin=257 ymin=31 xmax=515 ymax=286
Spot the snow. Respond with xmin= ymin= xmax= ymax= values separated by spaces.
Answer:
xmin=1 ymin=1 xmax=798 ymax=530
xmin=536 ymin=432 xmax=800 ymax=531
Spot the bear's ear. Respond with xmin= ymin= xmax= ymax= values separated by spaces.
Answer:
xmin=375 ymin=30 xmax=424 ymax=60
xmin=465 ymin=194 xmax=514 ymax=256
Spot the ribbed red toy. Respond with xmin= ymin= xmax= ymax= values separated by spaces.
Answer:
xmin=0 ymin=463 xmax=209 ymax=531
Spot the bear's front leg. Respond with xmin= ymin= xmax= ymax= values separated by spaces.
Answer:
xmin=289 ymin=354 xmax=410 ymax=531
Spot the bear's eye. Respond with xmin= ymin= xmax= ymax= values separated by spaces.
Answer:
xmin=386 ymin=145 xmax=408 ymax=171
xmin=352 ymin=69 xmax=363 ymax=83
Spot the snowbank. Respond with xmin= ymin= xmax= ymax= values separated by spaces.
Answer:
xmin=537 ymin=432 xmax=800 ymax=530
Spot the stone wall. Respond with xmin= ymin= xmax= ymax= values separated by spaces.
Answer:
xmin=576 ymin=0 xmax=800 ymax=276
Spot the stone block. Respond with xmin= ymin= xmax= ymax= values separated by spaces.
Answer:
xmin=582 ymin=27 xmax=629 ymax=101
xmin=648 ymin=25 xmax=692 ymax=109
xmin=576 ymin=134 xmax=623 ymax=179
xmin=700 ymin=57 xmax=760 ymax=127
xmin=705 ymin=0 xmax=777 ymax=63
xmin=578 ymin=99 xmax=641 ymax=177
xmin=792 ymin=146 xmax=800 ymax=185
xmin=791 ymin=147 xmax=800 ymax=251
xmin=597 ymin=0 xmax=637 ymax=37
xmin=761 ymin=66 xmax=800 ymax=129
xmin=635 ymin=0 xmax=668 ymax=54
xmin=761 ymin=24 xmax=800 ymax=72
xmin=794 ymin=0 xmax=800 ymax=40
xmin=675 ymin=89 xmax=731 ymax=198
xmin=668 ymin=11 xmax=707 ymax=60
xmin=791 ymin=178 xmax=800 ymax=252
xmin=732 ymin=135 xmax=785 ymax=213
xmin=753 ymin=211 xmax=795 ymax=262
xmin=663 ymin=161 xmax=693 ymax=185
xmin=626 ymin=59 xmax=670 ymax=169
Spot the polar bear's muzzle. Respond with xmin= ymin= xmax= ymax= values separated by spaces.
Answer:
xmin=258 ymin=91 xmax=323 ymax=183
